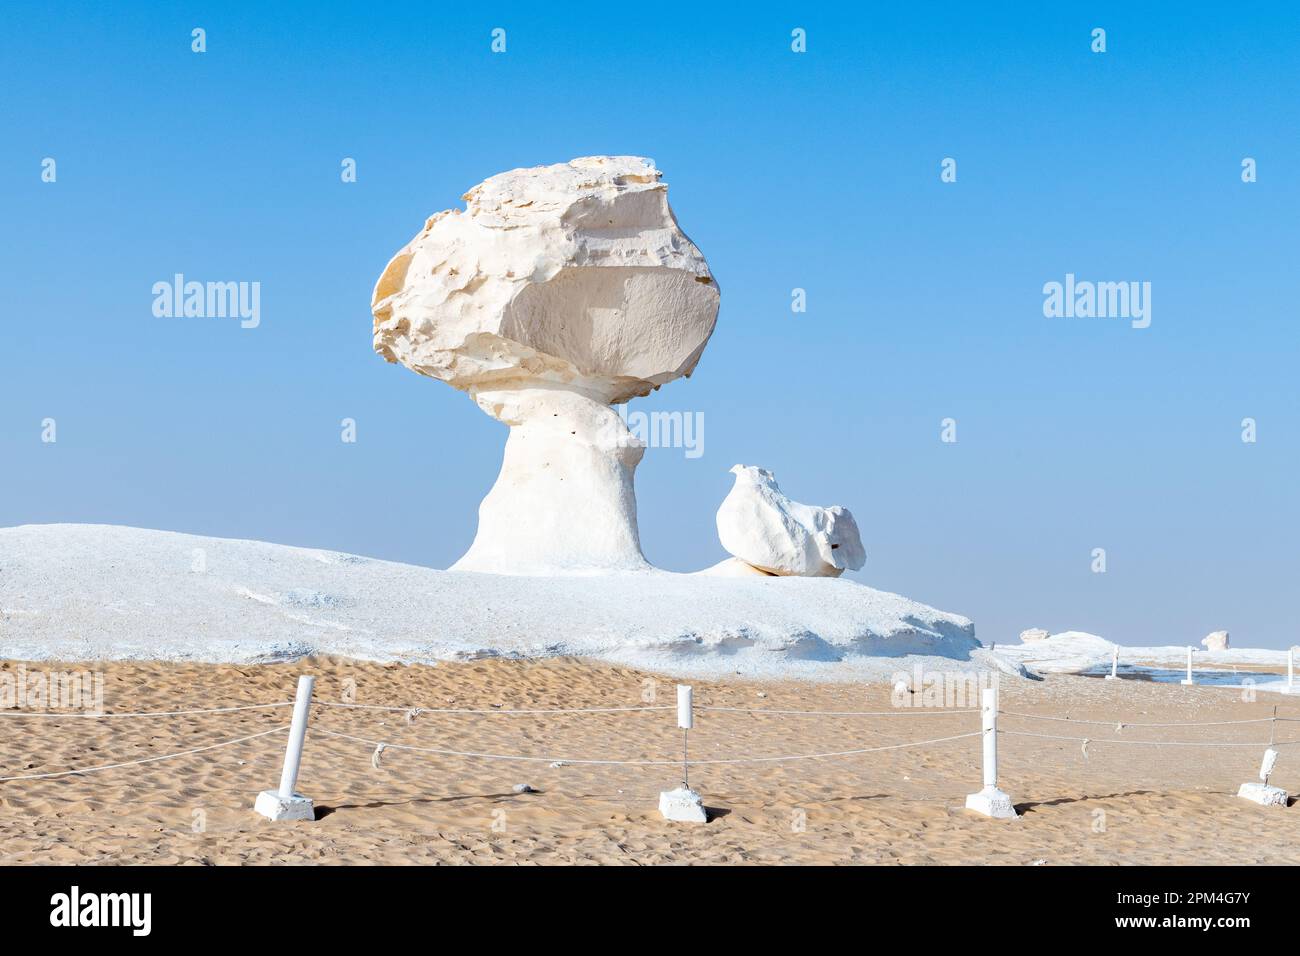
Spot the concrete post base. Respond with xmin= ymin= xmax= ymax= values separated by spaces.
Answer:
xmin=1237 ymin=782 xmax=1288 ymax=807
xmin=659 ymin=786 xmax=708 ymax=823
xmin=965 ymin=785 xmax=1018 ymax=819
xmin=255 ymin=789 xmax=315 ymax=821
xmin=1180 ymin=679 xmax=1195 ymax=686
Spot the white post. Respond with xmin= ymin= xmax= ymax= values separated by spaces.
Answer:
xmin=254 ymin=675 xmax=316 ymax=821
xmin=981 ymin=688 xmax=997 ymax=788
xmin=677 ymin=684 xmax=692 ymax=787
xmin=1259 ymin=748 xmax=1279 ymax=784
xmin=1104 ymin=644 xmax=1119 ymax=680
xmin=965 ymin=686 xmax=1017 ymax=818
xmin=1181 ymin=646 xmax=1195 ymax=685
xmin=277 ymin=675 xmax=315 ymax=797
xmin=659 ymin=684 xmax=706 ymax=822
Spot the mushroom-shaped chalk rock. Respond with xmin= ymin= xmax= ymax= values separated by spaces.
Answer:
xmin=1201 ymin=630 xmax=1230 ymax=651
xmin=715 ymin=465 xmax=865 ymax=577
xmin=371 ymin=157 xmax=719 ymax=573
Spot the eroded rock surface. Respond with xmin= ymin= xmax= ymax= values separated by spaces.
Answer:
xmin=716 ymin=465 xmax=866 ymax=578
xmin=371 ymin=157 xmax=719 ymax=573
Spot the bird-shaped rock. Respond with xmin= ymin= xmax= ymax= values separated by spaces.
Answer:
xmin=715 ymin=465 xmax=865 ymax=577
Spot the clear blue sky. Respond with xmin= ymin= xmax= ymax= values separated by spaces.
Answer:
xmin=2 ymin=2 xmax=1297 ymax=647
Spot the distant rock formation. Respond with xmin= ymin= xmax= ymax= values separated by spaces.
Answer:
xmin=1020 ymin=628 xmax=1051 ymax=643
xmin=371 ymin=157 xmax=719 ymax=573
xmin=714 ymin=465 xmax=865 ymax=577
xmin=1202 ymin=630 xmax=1230 ymax=651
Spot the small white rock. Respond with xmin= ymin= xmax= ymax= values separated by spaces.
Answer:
xmin=658 ymin=786 xmax=708 ymax=823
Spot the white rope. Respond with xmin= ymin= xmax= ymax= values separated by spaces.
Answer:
xmin=697 ymin=707 xmax=978 ymax=717
xmin=312 ymin=727 xmax=982 ymax=766
xmin=314 ymin=702 xmax=674 ymax=716
xmin=0 ymin=702 xmax=294 ymax=719
xmin=1000 ymin=711 xmax=1291 ymax=728
xmin=316 ymin=701 xmax=975 ymax=718
xmin=1000 ymin=729 xmax=1300 ymax=748
xmin=0 ymin=725 xmax=289 ymax=782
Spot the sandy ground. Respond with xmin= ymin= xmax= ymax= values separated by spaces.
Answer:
xmin=1 ymin=656 xmax=1298 ymax=865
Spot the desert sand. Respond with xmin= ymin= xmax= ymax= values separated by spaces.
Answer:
xmin=1 ymin=656 xmax=1297 ymax=865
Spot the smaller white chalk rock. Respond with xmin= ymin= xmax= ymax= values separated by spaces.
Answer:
xmin=964 ymin=785 xmax=1018 ymax=819
xmin=1237 ymin=782 xmax=1288 ymax=807
xmin=254 ymin=790 xmax=315 ymax=822
xmin=1019 ymin=628 xmax=1051 ymax=643
xmin=513 ymin=783 xmax=537 ymax=794
xmin=659 ymin=786 xmax=708 ymax=823
xmin=716 ymin=465 xmax=865 ymax=577
xmin=1202 ymin=630 xmax=1230 ymax=651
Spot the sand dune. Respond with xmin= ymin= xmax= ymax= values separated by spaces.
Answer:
xmin=1 ymin=656 xmax=1297 ymax=865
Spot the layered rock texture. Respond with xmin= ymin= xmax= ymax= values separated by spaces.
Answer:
xmin=371 ymin=157 xmax=719 ymax=573
xmin=715 ymin=465 xmax=866 ymax=577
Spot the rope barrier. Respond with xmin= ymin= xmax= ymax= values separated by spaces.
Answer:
xmin=2 ymin=677 xmax=1296 ymax=817
xmin=0 ymin=702 xmax=294 ymax=719
xmin=696 ymin=706 xmax=978 ymax=717
xmin=311 ymin=727 xmax=983 ymax=766
xmin=1000 ymin=729 xmax=1300 ymax=748
xmin=313 ymin=701 xmax=674 ymax=715
xmin=1000 ymin=711 xmax=1295 ymax=728
xmin=314 ymin=701 xmax=978 ymax=718
xmin=0 ymin=725 xmax=289 ymax=782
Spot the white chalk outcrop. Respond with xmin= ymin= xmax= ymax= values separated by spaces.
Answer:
xmin=371 ymin=156 xmax=719 ymax=574
xmin=1019 ymin=628 xmax=1050 ymax=643
xmin=1202 ymin=630 xmax=1230 ymax=650
xmin=0 ymin=525 xmax=995 ymax=682
xmin=715 ymin=466 xmax=865 ymax=577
